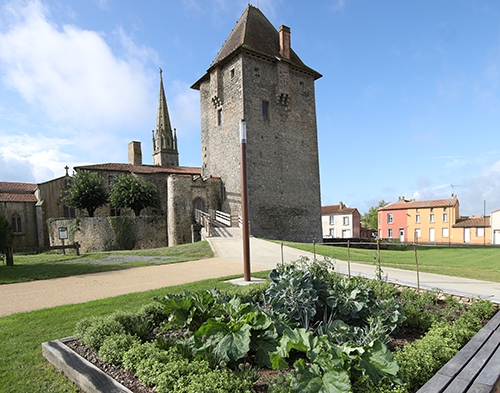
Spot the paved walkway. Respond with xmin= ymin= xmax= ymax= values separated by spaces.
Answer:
xmin=1 ymin=237 xmax=500 ymax=317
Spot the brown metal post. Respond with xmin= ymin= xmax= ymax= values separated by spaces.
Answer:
xmin=240 ymin=120 xmax=251 ymax=281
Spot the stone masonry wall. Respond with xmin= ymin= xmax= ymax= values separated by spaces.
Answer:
xmin=167 ymin=174 xmax=221 ymax=246
xmin=49 ymin=216 xmax=167 ymax=253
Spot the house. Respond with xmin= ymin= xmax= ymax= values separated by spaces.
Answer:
xmin=491 ymin=209 xmax=500 ymax=245
xmin=378 ymin=196 xmax=491 ymax=245
xmin=453 ymin=215 xmax=491 ymax=245
xmin=321 ymin=202 xmax=361 ymax=239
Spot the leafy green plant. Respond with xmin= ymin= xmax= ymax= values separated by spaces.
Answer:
xmin=75 ymin=316 xmax=125 ymax=350
xmin=98 ymin=333 xmax=139 ymax=365
xmin=265 ymin=263 xmax=320 ymax=330
xmin=270 ymin=327 xmax=399 ymax=392
xmin=155 ymin=289 xmax=227 ymax=331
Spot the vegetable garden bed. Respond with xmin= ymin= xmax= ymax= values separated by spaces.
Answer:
xmin=43 ymin=257 xmax=497 ymax=393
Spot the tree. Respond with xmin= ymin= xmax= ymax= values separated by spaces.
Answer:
xmin=0 ymin=213 xmax=14 ymax=266
xmin=110 ymin=174 xmax=160 ymax=216
xmin=63 ymin=170 xmax=109 ymax=217
xmin=361 ymin=200 xmax=389 ymax=232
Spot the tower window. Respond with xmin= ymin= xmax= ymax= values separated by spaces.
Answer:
xmin=230 ymin=68 xmax=235 ymax=78
xmin=217 ymin=109 xmax=222 ymax=126
xmin=262 ymin=101 xmax=269 ymax=117
xmin=254 ymin=67 xmax=260 ymax=77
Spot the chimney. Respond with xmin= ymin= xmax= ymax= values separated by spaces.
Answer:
xmin=279 ymin=25 xmax=291 ymax=59
xmin=128 ymin=141 xmax=142 ymax=166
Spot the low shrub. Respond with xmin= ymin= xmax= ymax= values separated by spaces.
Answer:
xmin=75 ymin=316 xmax=125 ymax=350
xmin=98 ymin=333 xmax=139 ymax=365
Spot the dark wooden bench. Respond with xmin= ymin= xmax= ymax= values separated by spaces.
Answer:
xmin=417 ymin=310 xmax=500 ymax=393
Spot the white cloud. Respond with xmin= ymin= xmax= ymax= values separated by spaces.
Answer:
xmin=0 ymin=132 xmax=74 ymax=182
xmin=410 ymin=159 xmax=500 ymax=216
xmin=0 ymin=0 xmax=156 ymax=130
xmin=169 ymin=81 xmax=201 ymax=138
xmin=0 ymin=152 xmax=36 ymax=182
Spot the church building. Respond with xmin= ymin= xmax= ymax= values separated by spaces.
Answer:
xmin=1 ymin=5 xmax=323 ymax=250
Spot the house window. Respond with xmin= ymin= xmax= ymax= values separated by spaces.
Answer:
xmin=430 ymin=208 xmax=434 ymax=212
xmin=343 ymin=216 xmax=349 ymax=225
xmin=387 ymin=213 xmax=393 ymax=224
xmin=329 ymin=228 xmax=335 ymax=237
xmin=388 ymin=228 xmax=393 ymax=238
xmin=430 ymin=214 xmax=435 ymax=223
xmin=217 ymin=109 xmax=222 ymax=126
xmin=110 ymin=206 xmax=121 ymax=217
xmin=329 ymin=215 xmax=335 ymax=225
xmin=11 ymin=213 xmax=22 ymax=234
xmin=262 ymin=101 xmax=269 ymax=118
xmin=442 ymin=227 xmax=449 ymax=237
xmin=443 ymin=213 xmax=448 ymax=222
xmin=477 ymin=227 xmax=485 ymax=237
xmin=415 ymin=214 xmax=420 ymax=223
xmin=342 ymin=229 xmax=351 ymax=238
xmin=415 ymin=228 xmax=421 ymax=238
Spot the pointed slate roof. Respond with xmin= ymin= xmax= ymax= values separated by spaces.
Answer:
xmin=156 ymin=69 xmax=173 ymax=140
xmin=192 ymin=6 xmax=321 ymax=88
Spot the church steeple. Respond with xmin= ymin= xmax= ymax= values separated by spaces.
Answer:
xmin=152 ymin=68 xmax=179 ymax=166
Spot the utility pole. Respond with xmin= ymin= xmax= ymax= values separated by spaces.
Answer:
xmin=240 ymin=120 xmax=251 ymax=281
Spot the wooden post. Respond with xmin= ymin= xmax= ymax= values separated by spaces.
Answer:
xmin=5 ymin=245 xmax=13 ymax=266
xmin=414 ymin=242 xmax=420 ymax=293
xmin=376 ymin=238 xmax=382 ymax=281
xmin=347 ymin=240 xmax=351 ymax=278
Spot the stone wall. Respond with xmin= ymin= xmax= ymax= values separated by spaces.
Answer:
xmin=167 ymin=174 xmax=221 ymax=246
xmin=49 ymin=216 xmax=167 ymax=253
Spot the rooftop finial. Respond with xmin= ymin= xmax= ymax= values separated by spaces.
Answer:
xmin=159 ymin=67 xmax=163 ymax=79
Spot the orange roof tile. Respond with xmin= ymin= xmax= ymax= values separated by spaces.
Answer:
xmin=453 ymin=216 xmax=490 ymax=228
xmin=379 ymin=198 xmax=458 ymax=211
xmin=0 ymin=182 xmax=37 ymax=203
xmin=75 ymin=163 xmax=201 ymax=176
xmin=322 ymin=204 xmax=358 ymax=215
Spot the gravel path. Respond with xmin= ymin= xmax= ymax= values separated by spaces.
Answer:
xmin=0 ymin=257 xmax=270 ymax=317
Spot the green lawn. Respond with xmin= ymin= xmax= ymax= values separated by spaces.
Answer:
xmin=0 ymin=273 xmax=268 ymax=393
xmin=280 ymin=242 xmax=500 ymax=282
xmin=0 ymin=241 xmax=214 ymax=284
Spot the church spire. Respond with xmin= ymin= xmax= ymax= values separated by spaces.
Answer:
xmin=152 ymin=68 xmax=179 ymax=166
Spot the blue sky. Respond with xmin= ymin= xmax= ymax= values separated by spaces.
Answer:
xmin=0 ymin=0 xmax=499 ymax=216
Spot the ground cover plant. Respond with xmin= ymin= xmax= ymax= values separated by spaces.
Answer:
xmin=279 ymin=241 xmax=500 ymax=283
xmin=70 ymin=257 xmax=496 ymax=393
xmin=0 ymin=241 xmax=214 ymax=284
xmin=0 ymin=274 xmax=258 ymax=393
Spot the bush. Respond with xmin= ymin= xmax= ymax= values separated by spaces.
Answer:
xmin=75 ymin=316 xmax=125 ymax=350
xmin=98 ymin=333 xmax=139 ymax=365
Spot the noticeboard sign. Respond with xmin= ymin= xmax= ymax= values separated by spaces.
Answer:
xmin=59 ymin=227 xmax=68 ymax=240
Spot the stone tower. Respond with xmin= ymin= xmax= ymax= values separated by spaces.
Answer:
xmin=191 ymin=6 xmax=322 ymax=242
xmin=153 ymin=69 xmax=179 ymax=166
